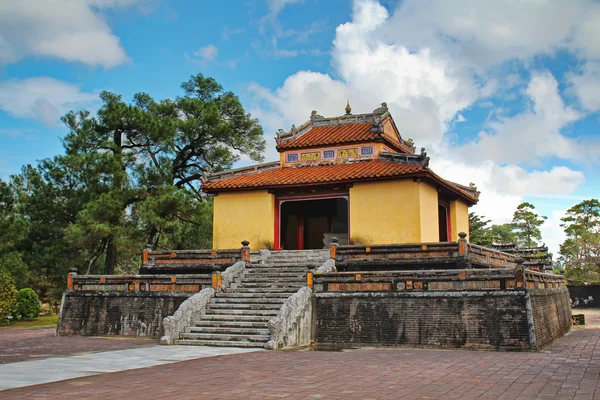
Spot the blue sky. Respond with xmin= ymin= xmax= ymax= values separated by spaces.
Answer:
xmin=1 ymin=0 xmax=599 ymax=255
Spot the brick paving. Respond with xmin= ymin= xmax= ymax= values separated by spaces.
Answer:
xmin=0 ymin=327 xmax=156 ymax=364
xmin=1 ymin=311 xmax=599 ymax=400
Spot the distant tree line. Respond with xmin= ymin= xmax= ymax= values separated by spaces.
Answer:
xmin=470 ymin=200 xmax=600 ymax=283
xmin=0 ymin=74 xmax=266 ymax=302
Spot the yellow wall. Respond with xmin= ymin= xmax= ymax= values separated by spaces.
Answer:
xmin=349 ymin=180 xmax=440 ymax=244
xmin=213 ymin=190 xmax=274 ymax=249
xmin=449 ymin=200 xmax=470 ymax=241
xmin=419 ymin=182 xmax=440 ymax=242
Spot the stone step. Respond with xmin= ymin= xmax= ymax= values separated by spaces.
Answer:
xmin=246 ymin=270 xmax=308 ymax=275
xmin=244 ymin=273 xmax=307 ymax=278
xmin=209 ymin=302 xmax=282 ymax=310
xmin=192 ymin=320 xmax=268 ymax=329
xmin=198 ymin=314 xmax=273 ymax=322
xmin=179 ymin=332 xmax=270 ymax=342
xmin=241 ymin=278 xmax=306 ymax=284
xmin=213 ymin=297 xmax=286 ymax=304
xmin=205 ymin=308 xmax=279 ymax=316
xmin=228 ymin=288 xmax=298 ymax=294
xmin=218 ymin=292 xmax=292 ymax=298
xmin=246 ymin=267 xmax=310 ymax=273
xmin=174 ymin=339 xmax=266 ymax=348
xmin=236 ymin=282 xmax=305 ymax=288
xmin=186 ymin=326 xmax=270 ymax=335
xmin=263 ymin=253 xmax=326 ymax=258
xmin=262 ymin=259 xmax=324 ymax=265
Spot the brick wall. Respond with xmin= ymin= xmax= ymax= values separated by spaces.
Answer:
xmin=528 ymin=287 xmax=572 ymax=350
xmin=314 ymin=291 xmax=532 ymax=351
xmin=57 ymin=291 xmax=191 ymax=338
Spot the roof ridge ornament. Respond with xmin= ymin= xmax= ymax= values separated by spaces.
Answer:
xmin=371 ymin=116 xmax=383 ymax=135
xmin=345 ymin=100 xmax=352 ymax=115
xmin=373 ymin=102 xmax=388 ymax=114
xmin=419 ymin=147 xmax=430 ymax=167
xmin=378 ymin=150 xmax=429 ymax=167
xmin=310 ymin=110 xmax=324 ymax=121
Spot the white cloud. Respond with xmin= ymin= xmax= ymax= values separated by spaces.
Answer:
xmin=251 ymin=1 xmax=479 ymax=147
xmin=194 ymin=45 xmax=219 ymax=62
xmin=222 ymin=26 xmax=245 ymax=41
xmin=457 ymin=71 xmax=585 ymax=164
xmin=383 ymin=0 xmax=600 ymax=69
xmin=247 ymin=0 xmax=596 ymax=254
xmin=266 ymin=0 xmax=303 ymax=16
xmin=541 ymin=210 xmax=568 ymax=258
xmin=489 ymin=165 xmax=585 ymax=196
xmin=568 ymin=61 xmax=600 ymax=112
xmin=0 ymin=78 xmax=98 ymax=125
xmin=0 ymin=0 xmax=149 ymax=68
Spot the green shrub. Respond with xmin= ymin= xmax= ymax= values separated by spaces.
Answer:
xmin=0 ymin=273 xmax=17 ymax=325
xmin=12 ymin=288 xmax=40 ymax=320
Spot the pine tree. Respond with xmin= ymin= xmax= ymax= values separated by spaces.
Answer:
xmin=559 ymin=199 xmax=600 ymax=283
xmin=512 ymin=202 xmax=547 ymax=248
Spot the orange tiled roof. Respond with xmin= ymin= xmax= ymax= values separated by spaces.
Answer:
xmin=203 ymin=160 xmax=478 ymax=204
xmin=276 ymin=123 xmax=409 ymax=152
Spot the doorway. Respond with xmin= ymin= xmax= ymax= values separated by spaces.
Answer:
xmin=438 ymin=203 xmax=451 ymax=242
xmin=278 ymin=197 xmax=348 ymax=250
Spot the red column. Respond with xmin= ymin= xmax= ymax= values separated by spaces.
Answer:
xmin=297 ymin=216 xmax=304 ymax=250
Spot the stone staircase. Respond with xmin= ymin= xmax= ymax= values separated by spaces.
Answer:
xmin=175 ymin=250 xmax=328 ymax=347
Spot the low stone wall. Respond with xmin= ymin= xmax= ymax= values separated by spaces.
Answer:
xmin=140 ymin=249 xmax=241 ymax=274
xmin=529 ymin=288 xmax=572 ymax=349
xmin=57 ymin=274 xmax=212 ymax=337
xmin=314 ymin=291 xmax=531 ymax=351
xmin=312 ymin=268 xmax=571 ymax=351
xmin=334 ymin=239 xmax=517 ymax=272
xmin=57 ymin=291 xmax=191 ymax=337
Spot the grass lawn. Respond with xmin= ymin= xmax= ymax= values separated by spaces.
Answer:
xmin=6 ymin=314 xmax=59 ymax=328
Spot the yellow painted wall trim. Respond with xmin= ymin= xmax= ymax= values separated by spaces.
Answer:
xmin=449 ymin=200 xmax=469 ymax=241
xmin=213 ymin=190 xmax=275 ymax=249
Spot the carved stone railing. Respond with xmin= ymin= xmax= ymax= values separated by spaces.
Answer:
xmin=160 ymin=288 xmax=215 ymax=345
xmin=313 ymin=268 xmax=524 ymax=293
xmin=140 ymin=241 xmax=254 ymax=275
xmin=333 ymin=234 xmax=517 ymax=271
xmin=68 ymin=274 xmax=212 ymax=293
xmin=467 ymin=243 xmax=517 ymax=268
xmin=265 ymin=287 xmax=313 ymax=350
xmin=140 ymin=249 xmax=241 ymax=274
xmin=314 ymin=259 xmax=335 ymax=273
xmin=524 ymin=269 xmax=566 ymax=289
xmin=160 ymin=260 xmax=247 ymax=345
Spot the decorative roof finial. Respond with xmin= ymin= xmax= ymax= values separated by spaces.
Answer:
xmin=345 ymin=100 xmax=352 ymax=115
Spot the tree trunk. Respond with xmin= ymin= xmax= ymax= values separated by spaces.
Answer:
xmin=104 ymin=130 xmax=124 ymax=276
xmin=104 ymin=234 xmax=117 ymax=275
xmin=147 ymin=227 xmax=160 ymax=250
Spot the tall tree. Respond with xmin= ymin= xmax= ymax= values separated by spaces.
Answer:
xmin=559 ymin=199 xmax=600 ymax=283
xmin=0 ymin=179 xmax=29 ymax=287
xmin=490 ymin=223 xmax=517 ymax=245
xmin=512 ymin=202 xmax=547 ymax=248
xmin=468 ymin=212 xmax=492 ymax=247
xmin=58 ymin=74 xmax=265 ymax=274
xmin=0 ymin=73 xmax=265 ymax=294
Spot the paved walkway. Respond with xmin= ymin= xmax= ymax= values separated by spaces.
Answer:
xmin=0 ymin=327 xmax=155 ymax=364
xmin=0 ymin=310 xmax=599 ymax=399
xmin=0 ymin=345 xmax=261 ymax=391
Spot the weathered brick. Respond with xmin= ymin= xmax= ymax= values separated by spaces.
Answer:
xmin=314 ymin=291 xmax=532 ymax=351
xmin=57 ymin=291 xmax=192 ymax=337
xmin=529 ymin=287 xmax=572 ymax=349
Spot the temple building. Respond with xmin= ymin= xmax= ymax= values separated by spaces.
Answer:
xmin=202 ymin=103 xmax=480 ymax=250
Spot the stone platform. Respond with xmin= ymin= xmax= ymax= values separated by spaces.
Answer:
xmin=1 ymin=310 xmax=599 ymax=399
